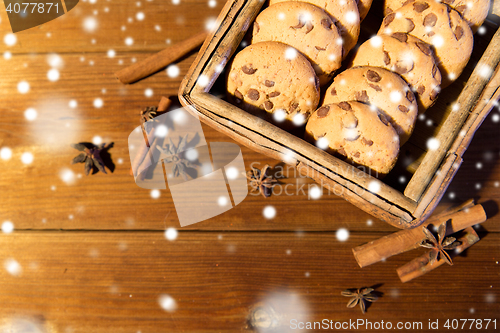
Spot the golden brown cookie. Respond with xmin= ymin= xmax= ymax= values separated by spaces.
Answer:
xmin=252 ymin=2 xmax=343 ymax=85
xmin=358 ymin=0 xmax=374 ymax=21
xmin=305 ymin=101 xmax=400 ymax=175
xmin=379 ymin=0 xmax=473 ymax=87
xmin=383 ymin=0 xmax=491 ymax=33
xmin=351 ymin=33 xmax=441 ymax=112
xmin=227 ymin=41 xmax=320 ymax=128
xmin=269 ymin=0 xmax=361 ymax=56
xmin=323 ymin=66 xmax=418 ymax=145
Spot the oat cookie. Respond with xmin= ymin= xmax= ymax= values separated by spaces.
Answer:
xmin=323 ymin=66 xmax=418 ymax=145
xmin=379 ymin=0 xmax=473 ymax=87
xmin=227 ymin=41 xmax=320 ymax=127
xmin=383 ymin=0 xmax=490 ymax=33
xmin=252 ymin=2 xmax=343 ymax=85
xmin=351 ymin=33 xmax=441 ymax=112
xmin=305 ymin=101 xmax=400 ymax=175
xmin=269 ymin=0 xmax=361 ymax=56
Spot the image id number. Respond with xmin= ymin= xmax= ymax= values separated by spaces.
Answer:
xmin=6 ymin=3 xmax=59 ymax=14
xmin=444 ymin=319 xmax=496 ymax=330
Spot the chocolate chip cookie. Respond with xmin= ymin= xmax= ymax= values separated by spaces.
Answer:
xmin=305 ymin=101 xmax=400 ymax=175
xmin=252 ymin=2 xmax=343 ymax=85
xmin=227 ymin=41 xmax=320 ymax=128
xmin=323 ymin=66 xmax=418 ymax=144
xmin=379 ymin=0 xmax=473 ymax=87
xmin=383 ymin=0 xmax=490 ymax=33
xmin=351 ymin=33 xmax=441 ymax=112
xmin=269 ymin=0 xmax=361 ymax=56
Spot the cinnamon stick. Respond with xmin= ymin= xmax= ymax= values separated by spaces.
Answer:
xmin=352 ymin=203 xmax=487 ymax=268
xmin=130 ymin=97 xmax=173 ymax=177
xmin=115 ymin=31 xmax=208 ymax=84
xmin=397 ymin=227 xmax=480 ymax=283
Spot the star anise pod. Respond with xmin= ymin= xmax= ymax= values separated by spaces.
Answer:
xmin=245 ymin=165 xmax=277 ymax=198
xmin=420 ymin=220 xmax=462 ymax=266
xmin=157 ymin=135 xmax=195 ymax=181
xmin=140 ymin=106 xmax=158 ymax=123
xmin=71 ymin=142 xmax=113 ymax=175
xmin=341 ymin=288 xmax=378 ymax=314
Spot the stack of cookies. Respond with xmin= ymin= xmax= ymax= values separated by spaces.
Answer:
xmin=227 ymin=0 xmax=491 ymax=176
xmin=227 ymin=0 xmax=365 ymax=128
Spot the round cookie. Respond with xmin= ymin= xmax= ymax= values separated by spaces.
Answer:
xmin=379 ymin=0 xmax=473 ymax=87
xmin=383 ymin=0 xmax=491 ymax=33
xmin=252 ymin=2 xmax=343 ymax=86
xmin=227 ymin=41 xmax=320 ymax=128
xmin=305 ymin=101 xmax=400 ymax=175
xmin=358 ymin=0 xmax=374 ymax=21
xmin=351 ymin=33 xmax=441 ymax=112
xmin=269 ymin=0 xmax=360 ymax=56
xmin=323 ymin=66 xmax=418 ymax=145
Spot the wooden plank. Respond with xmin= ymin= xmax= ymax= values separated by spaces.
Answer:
xmin=0 ymin=231 xmax=498 ymax=332
xmin=0 ymin=0 xmax=224 ymax=54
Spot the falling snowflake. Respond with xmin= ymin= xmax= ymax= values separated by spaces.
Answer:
xmin=368 ymin=181 xmax=381 ymax=193
xmin=197 ymin=74 xmax=209 ymax=88
xmin=165 ymin=228 xmax=178 ymax=241
xmin=60 ymin=168 xmax=76 ymax=185
xmin=427 ymin=138 xmax=440 ymax=151
xmin=308 ymin=185 xmax=322 ymax=200
xmin=47 ymin=53 xmax=63 ymax=68
xmin=225 ymin=167 xmax=239 ymax=180
xmin=4 ymin=258 xmax=22 ymax=276
xmin=17 ymin=81 xmax=30 ymax=94
xmin=136 ymin=12 xmax=145 ymax=21
xmin=83 ymin=17 xmax=98 ymax=32
xmin=151 ymin=189 xmax=161 ymax=199
xmin=0 ymin=147 xmax=12 ymax=160
xmin=92 ymin=136 xmax=103 ymax=145
xmin=3 ymin=33 xmax=16 ymax=46
xmin=21 ymin=152 xmax=34 ymax=165
xmin=93 ymin=98 xmax=104 ymax=108
xmin=158 ymin=294 xmax=177 ymax=312
xmin=285 ymin=47 xmax=298 ymax=60
xmin=125 ymin=37 xmax=134 ymax=46
xmin=263 ymin=205 xmax=276 ymax=219
xmin=431 ymin=35 xmax=444 ymax=48
xmin=292 ymin=113 xmax=305 ymax=126
xmin=344 ymin=11 xmax=358 ymax=24
xmin=218 ymin=196 xmax=228 ymax=206
xmin=2 ymin=221 xmax=14 ymax=234
xmin=316 ymin=137 xmax=329 ymax=150
xmin=273 ymin=109 xmax=287 ymax=122
xmin=47 ymin=69 xmax=60 ymax=82
xmin=24 ymin=108 xmax=37 ymax=121
xmin=166 ymin=65 xmax=180 ymax=78
xmin=336 ymin=228 xmax=349 ymax=241
xmin=389 ymin=90 xmax=402 ymax=103
xmin=369 ymin=36 xmax=382 ymax=48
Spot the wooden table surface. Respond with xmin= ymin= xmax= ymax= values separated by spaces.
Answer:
xmin=0 ymin=0 xmax=499 ymax=332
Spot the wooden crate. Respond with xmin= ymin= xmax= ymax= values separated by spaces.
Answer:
xmin=179 ymin=0 xmax=500 ymax=229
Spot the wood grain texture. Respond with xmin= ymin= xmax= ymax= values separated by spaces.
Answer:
xmin=0 ymin=231 xmax=498 ymax=332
